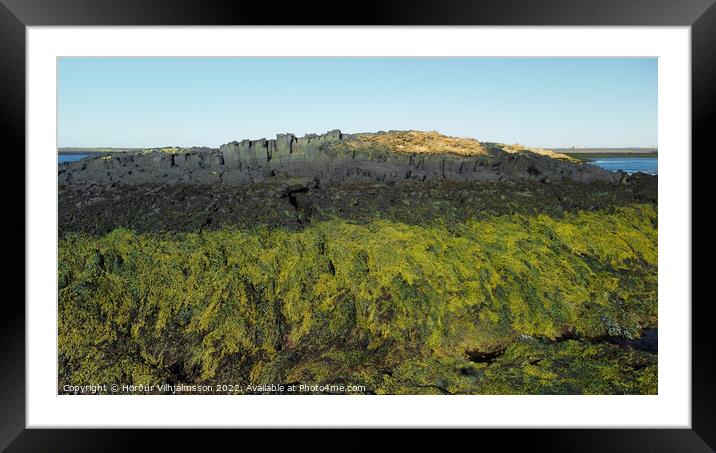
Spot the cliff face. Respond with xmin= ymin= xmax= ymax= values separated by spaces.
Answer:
xmin=58 ymin=130 xmax=620 ymax=187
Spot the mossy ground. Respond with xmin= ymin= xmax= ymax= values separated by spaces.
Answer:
xmin=58 ymin=204 xmax=657 ymax=394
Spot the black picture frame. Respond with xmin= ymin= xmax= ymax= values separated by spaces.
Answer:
xmin=2 ymin=0 xmax=714 ymax=450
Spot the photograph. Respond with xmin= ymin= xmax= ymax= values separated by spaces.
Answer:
xmin=56 ymin=56 xmax=658 ymax=396
xmin=4 ymin=0 xmax=712 ymax=445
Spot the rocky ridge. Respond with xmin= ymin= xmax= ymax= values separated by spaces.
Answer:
xmin=58 ymin=130 xmax=622 ymax=187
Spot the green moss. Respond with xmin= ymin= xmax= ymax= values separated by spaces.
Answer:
xmin=58 ymin=204 xmax=657 ymax=394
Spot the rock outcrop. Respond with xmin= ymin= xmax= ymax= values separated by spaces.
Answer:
xmin=58 ymin=130 xmax=620 ymax=187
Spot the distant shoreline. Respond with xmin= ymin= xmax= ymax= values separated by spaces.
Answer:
xmin=555 ymin=147 xmax=657 ymax=161
xmin=58 ymin=147 xmax=143 ymax=155
xmin=554 ymin=147 xmax=657 ymax=153
xmin=565 ymin=152 xmax=657 ymax=160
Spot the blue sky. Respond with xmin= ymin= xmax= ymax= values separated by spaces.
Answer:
xmin=58 ymin=57 xmax=657 ymax=149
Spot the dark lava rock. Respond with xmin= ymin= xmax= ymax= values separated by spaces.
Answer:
xmin=59 ymin=175 xmax=658 ymax=237
xmin=59 ymin=130 xmax=621 ymax=188
xmin=58 ymin=130 xmax=656 ymax=236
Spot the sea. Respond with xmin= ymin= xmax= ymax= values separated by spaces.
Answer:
xmin=58 ymin=154 xmax=92 ymax=164
xmin=588 ymin=157 xmax=657 ymax=175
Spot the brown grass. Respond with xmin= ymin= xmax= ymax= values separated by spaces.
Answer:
xmin=342 ymin=130 xmax=489 ymax=156
xmin=501 ymin=144 xmax=577 ymax=161
xmin=341 ymin=130 xmax=576 ymax=161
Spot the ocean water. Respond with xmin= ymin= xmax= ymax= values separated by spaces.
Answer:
xmin=589 ymin=157 xmax=657 ymax=175
xmin=59 ymin=154 xmax=92 ymax=164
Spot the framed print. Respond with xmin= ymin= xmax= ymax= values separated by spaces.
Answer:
xmin=3 ymin=0 xmax=715 ymax=450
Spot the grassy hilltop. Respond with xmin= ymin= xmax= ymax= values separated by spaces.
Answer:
xmin=343 ymin=130 xmax=577 ymax=161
